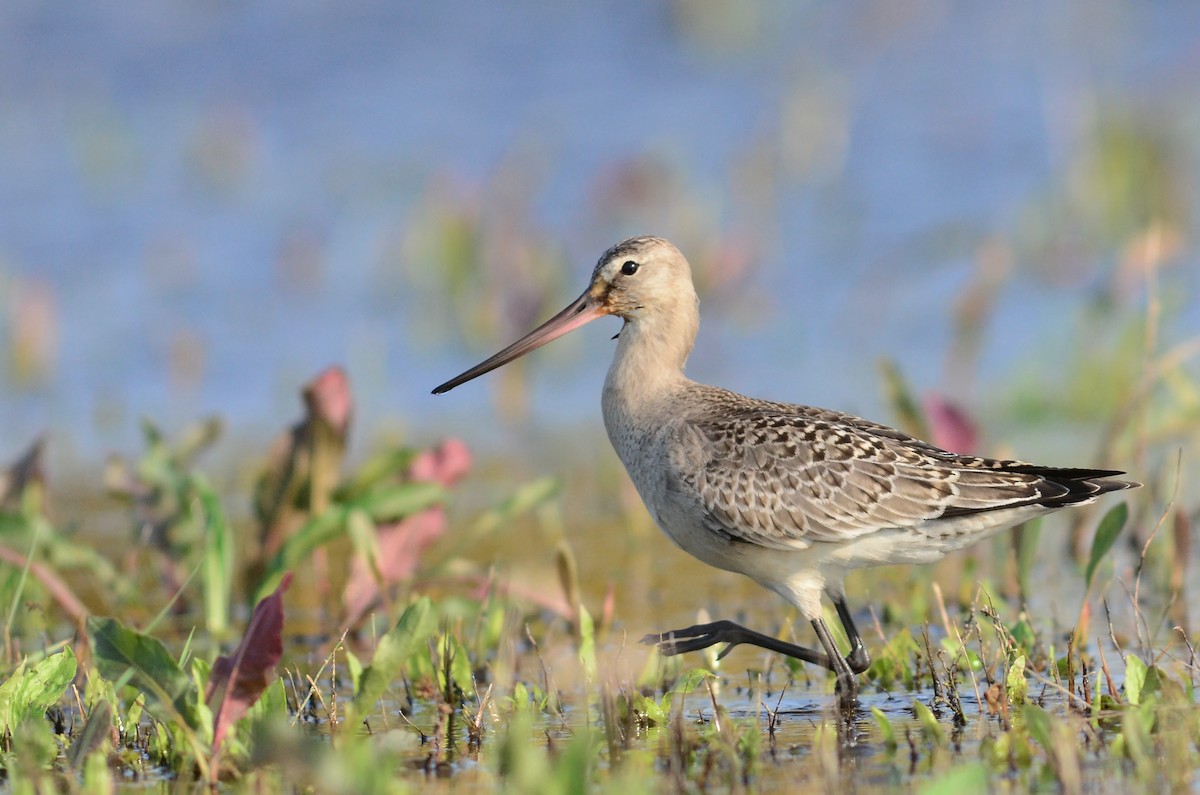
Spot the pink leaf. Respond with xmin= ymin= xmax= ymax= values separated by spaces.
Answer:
xmin=341 ymin=439 xmax=471 ymax=627
xmin=342 ymin=511 xmax=447 ymax=627
xmin=923 ymin=395 xmax=978 ymax=454
xmin=303 ymin=366 xmax=352 ymax=437
xmin=408 ymin=438 xmax=471 ymax=487
xmin=206 ymin=571 xmax=292 ymax=751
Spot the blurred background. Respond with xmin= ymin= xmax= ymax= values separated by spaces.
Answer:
xmin=1 ymin=0 xmax=1196 ymax=490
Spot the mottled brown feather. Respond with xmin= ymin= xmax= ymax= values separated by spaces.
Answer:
xmin=669 ymin=384 xmax=1136 ymax=548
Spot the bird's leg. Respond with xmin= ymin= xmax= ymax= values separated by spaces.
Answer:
xmin=643 ymin=611 xmax=872 ymax=677
xmin=811 ymin=617 xmax=858 ymax=706
xmin=644 ymin=607 xmax=872 ymax=710
xmin=833 ymin=596 xmax=871 ymax=674
xmin=641 ymin=620 xmax=834 ymax=668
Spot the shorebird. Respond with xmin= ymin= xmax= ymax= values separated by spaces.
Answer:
xmin=432 ymin=237 xmax=1137 ymax=701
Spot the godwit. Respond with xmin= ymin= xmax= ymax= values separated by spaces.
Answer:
xmin=432 ymin=237 xmax=1137 ymax=701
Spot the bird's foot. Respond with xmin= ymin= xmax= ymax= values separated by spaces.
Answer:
xmin=640 ymin=620 xmax=746 ymax=658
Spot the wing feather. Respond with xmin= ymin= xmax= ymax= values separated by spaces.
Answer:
xmin=667 ymin=386 xmax=1136 ymax=547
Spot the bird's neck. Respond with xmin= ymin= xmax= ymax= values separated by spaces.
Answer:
xmin=602 ymin=297 xmax=699 ymax=417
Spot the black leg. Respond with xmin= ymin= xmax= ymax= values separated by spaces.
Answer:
xmin=641 ymin=600 xmax=872 ymax=707
xmin=833 ymin=596 xmax=871 ymax=674
xmin=811 ymin=617 xmax=858 ymax=706
xmin=641 ymin=620 xmax=835 ymax=669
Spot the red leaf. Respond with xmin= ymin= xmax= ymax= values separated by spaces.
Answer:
xmin=206 ymin=571 xmax=292 ymax=750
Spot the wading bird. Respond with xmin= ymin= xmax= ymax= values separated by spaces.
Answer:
xmin=432 ymin=237 xmax=1137 ymax=702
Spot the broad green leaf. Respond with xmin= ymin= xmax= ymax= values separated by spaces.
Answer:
xmin=1124 ymin=653 xmax=1147 ymax=705
xmin=1007 ymin=655 xmax=1028 ymax=706
xmin=20 ymin=647 xmax=76 ymax=722
xmin=0 ymin=660 xmax=29 ymax=730
xmin=510 ymin=681 xmax=530 ymax=712
xmin=1021 ymin=703 xmax=1053 ymax=751
xmin=1009 ymin=619 xmax=1037 ymax=656
xmin=939 ymin=636 xmax=983 ymax=671
xmin=1085 ymin=503 xmax=1128 ymax=589
xmin=81 ymin=736 xmax=114 ymax=790
xmin=636 ymin=693 xmax=667 ymax=725
xmin=88 ymin=616 xmax=200 ymax=729
xmin=1140 ymin=664 xmax=1184 ymax=703
xmin=0 ymin=647 xmax=77 ymax=732
xmin=344 ymin=648 xmax=363 ymax=694
xmin=871 ymin=706 xmax=897 ymax=751
xmin=551 ymin=727 xmax=597 ymax=793
xmin=1121 ymin=700 xmax=1156 ymax=777
xmin=913 ymin=699 xmax=945 ymax=746
xmin=352 ymin=597 xmax=436 ymax=715
xmin=661 ymin=668 xmax=717 ymax=715
xmin=669 ymin=668 xmax=716 ymax=695
xmin=356 ymin=481 xmax=445 ymax=522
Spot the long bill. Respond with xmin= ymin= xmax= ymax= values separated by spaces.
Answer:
xmin=432 ymin=290 xmax=609 ymax=394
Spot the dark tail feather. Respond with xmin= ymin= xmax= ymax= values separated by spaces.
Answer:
xmin=1009 ymin=466 xmax=1140 ymax=508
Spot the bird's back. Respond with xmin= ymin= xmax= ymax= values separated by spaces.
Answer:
xmin=651 ymin=382 xmax=1136 ymax=553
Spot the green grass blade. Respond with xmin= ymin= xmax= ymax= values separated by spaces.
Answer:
xmin=1085 ymin=503 xmax=1128 ymax=590
xmin=1015 ymin=517 xmax=1042 ymax=602
xmin=3 ymin=519 xmax=42 ymax=648
xmin=577 ymin=603 xmax=596 ymax=685
xmin=196 ymin=478 xmax=233 ymax=635
xmin=470 ymin=477 xmax=560 ymax=536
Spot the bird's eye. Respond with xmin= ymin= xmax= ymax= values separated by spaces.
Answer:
xmin=620 ymin=260 xmax=639 ymax=276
